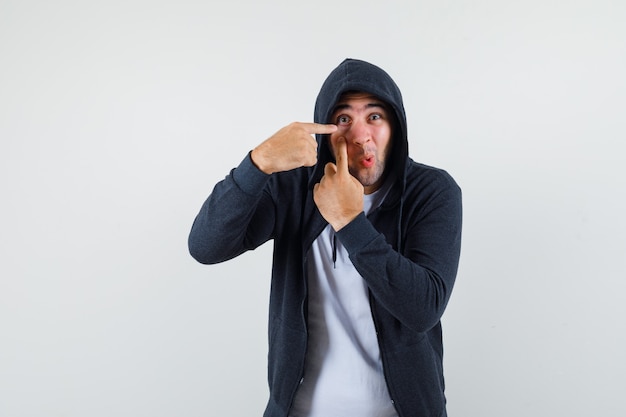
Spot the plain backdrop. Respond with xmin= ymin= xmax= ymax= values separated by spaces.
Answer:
xmin=2 ymin=0 xmax=625 ymax=416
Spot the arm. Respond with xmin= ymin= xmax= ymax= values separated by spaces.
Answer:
xmin=188 ymin=122 xmax=338 ymax=264
xmin=338 ymin=173 xmax=462 ymax=333
xmin=312 ymin=138 xmax=462 ymax=331
xmin=188 ymin=153 xmax=275 ymax=264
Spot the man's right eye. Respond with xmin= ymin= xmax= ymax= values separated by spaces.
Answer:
xmin=337 ymin=115 xmax=351 ymax=125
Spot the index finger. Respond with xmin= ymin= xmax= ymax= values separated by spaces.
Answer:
xmin=301 ymin=122 xmax=338 ymax=135
xmin=334 ymin=136 xmax=349 ymax=175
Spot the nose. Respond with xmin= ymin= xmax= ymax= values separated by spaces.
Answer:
xmin=347 ymin=119 xmax=370 ymax=147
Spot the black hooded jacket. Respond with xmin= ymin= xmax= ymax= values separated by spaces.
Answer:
xmin=189 ymin=59 xmax=462 ymax=417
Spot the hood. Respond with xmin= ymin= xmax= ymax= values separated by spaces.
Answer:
xmin=311 ymin=58 xmax=409 ymax=190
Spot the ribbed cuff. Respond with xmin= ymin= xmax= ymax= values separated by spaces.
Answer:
xmin=336 ymin=212 xmax=380 ymax=255
xmin=232 ymin=152 xmax=271 ymax=196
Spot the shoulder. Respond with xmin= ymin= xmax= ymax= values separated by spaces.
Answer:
xmin=404 ymin=159 xmax=461 ymax=195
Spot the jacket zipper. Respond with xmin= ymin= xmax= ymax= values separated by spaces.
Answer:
xmin=366 ymin=207 xmax=403 ymax=417
xmin=369 ymin=293 xmax=403 ymax=417
xmin=285 ymin=240 xmax=312 ymax=415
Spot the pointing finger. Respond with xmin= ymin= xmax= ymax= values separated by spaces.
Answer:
xmin=301 ymin=122 xmax=338 ymax=135
xmin=335 ymin=137 xmax=349 ymax=175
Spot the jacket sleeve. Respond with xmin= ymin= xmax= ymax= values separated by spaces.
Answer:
xmin=188 ymin=153 xmax=276 ymax=265
xmin=337 ymin=171 xmax=462 ymax=333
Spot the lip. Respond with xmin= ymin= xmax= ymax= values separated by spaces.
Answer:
xmin=360 ymin=155 xmax=375 ymax=168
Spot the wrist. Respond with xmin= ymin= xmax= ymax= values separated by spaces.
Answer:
xmin=330 ymin=212 xmax=360 ymax=232
xmin=251 ymin=148 xmax=273 ymax=175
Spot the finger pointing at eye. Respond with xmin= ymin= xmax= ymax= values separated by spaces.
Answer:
xmin=335 ymin=137 xmax=349 ymax=176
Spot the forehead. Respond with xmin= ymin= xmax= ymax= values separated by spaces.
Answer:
xmin=332 ymin=92 xmax=388 ymax=113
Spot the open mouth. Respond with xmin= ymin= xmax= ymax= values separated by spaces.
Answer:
xmin=361 ymin=155 xmax=375 ymax=168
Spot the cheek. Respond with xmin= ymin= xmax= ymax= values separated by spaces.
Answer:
xmin=375 ymin=127 xmax=393 ymax=153
xmin=328 ymin=133 xmax=352 ymax=157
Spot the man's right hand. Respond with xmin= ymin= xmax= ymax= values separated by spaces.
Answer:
xmin=251 ymin=122 xmax=337 ymax=175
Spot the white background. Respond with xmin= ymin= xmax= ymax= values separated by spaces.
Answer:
xmin=2 ymin=0 xmax=625 ymax=416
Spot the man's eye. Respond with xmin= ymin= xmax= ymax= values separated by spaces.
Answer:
xmin=370 ymin=113 xmax=382 ymax=121
xmin=337 ymin=116 xmax=350 ymax=125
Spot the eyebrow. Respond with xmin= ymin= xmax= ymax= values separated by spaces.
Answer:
xmin=332 ymin=102 xmax=387 ymax=113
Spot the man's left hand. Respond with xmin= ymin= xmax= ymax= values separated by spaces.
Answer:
xmin=313 ymin=137 xmax=363 ymax=231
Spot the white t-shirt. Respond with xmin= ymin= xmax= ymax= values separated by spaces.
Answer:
xmin=290 ymin=183 xmax=397 ymax=417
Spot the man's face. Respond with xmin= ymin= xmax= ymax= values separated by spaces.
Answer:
xmin=329 ymin=92 xmax=393 ymax=194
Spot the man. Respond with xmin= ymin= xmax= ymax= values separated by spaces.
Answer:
xmin=188 ymin=58 xmax=462 ymax=417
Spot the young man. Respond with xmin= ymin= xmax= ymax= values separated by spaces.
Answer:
xmin=188 ymin=59 xmax=463 ymax=417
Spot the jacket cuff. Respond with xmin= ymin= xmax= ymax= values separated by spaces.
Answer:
xmin=336 ymin=212 xmax=380 ymax=254
xmin=232 ymin=152 xmax=271 ymax=196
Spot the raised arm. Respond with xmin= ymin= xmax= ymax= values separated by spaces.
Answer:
xmin=188 ymin=122 xmax=337 ymax=264
xmin=337 ymin=169 xmax=462 ymax=333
